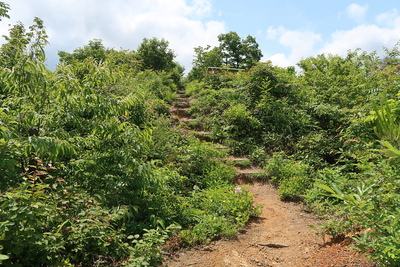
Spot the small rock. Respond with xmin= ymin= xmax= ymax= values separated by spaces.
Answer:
xmin=235 ymin=186 xmax=243 ymax=194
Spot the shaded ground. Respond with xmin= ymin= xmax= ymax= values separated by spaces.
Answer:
xmin=163 ymin=182 xmax=374 ymax=267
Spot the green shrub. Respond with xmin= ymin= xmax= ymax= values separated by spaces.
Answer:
xmin=222 ymin=103 xmax=260 ymax=142
xmin=173 ymin=139 xmax=232 ymax=189
xmin=249 ymin=147 xmax=269 ymax=167
xmin=306 ymin=159 xmax=400 ymax=266
xmin=279 ymin=175 xmax=313 ymax=201
xmin=0 ymin=180 xmax=130 ymax=266
xmin=265 ymin=152 xmax=313 ymax=200
xmin=126 ymin=225 xmax=181 ymax=267
xmin=186 ymin=80 xmax=206 ymax=96
xmin=179 ymin=185 xmax=260 ymax=245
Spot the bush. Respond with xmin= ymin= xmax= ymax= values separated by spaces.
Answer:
xmin=265 ymin=152 xmax=313 ymax=200
xmin=0 ymin=180 xmax=130 ymax=266
xmin=179 ymin=185 xmax=260 ymax=245
xmin=126 ymin=225 xmax=181 ymax=267
xmin=306 ymin=160 xmax=400 ymax=266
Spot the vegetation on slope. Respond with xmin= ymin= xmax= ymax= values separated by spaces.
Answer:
xmin=1 ymin=1 xmax=400 ymax=265
xmin=0 ymin=5 xmax=258 ymax=266
xmin=186 ymin=45 xmax=400 ymax=265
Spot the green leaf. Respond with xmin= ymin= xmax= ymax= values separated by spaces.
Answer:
xmin=316 ymin=183 xmax=345 ymax=200
xmin=316 ymin=183 xmax=336 ymax=194
xmin=0 ymin=254 xmax=9 ymax=260
xmin=380 ymin=140 xmax=400 ymax=158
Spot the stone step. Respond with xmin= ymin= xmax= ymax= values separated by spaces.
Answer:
xmin=233 ymin=165 xmax=266 ymax=184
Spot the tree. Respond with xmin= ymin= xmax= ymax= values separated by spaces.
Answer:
xmin=136 ymin=37 xmax=176 ymax=71
xmin=106 ymin=48 xmax=143 ymax=73
xmin=188 ymin=31 xmax=263 ymax=80
xmin=218 ymin=31 xmax=263 ymax=69
xmin=188 ymin=45 xmax=223 ymax=81
xmin=218 ymin=31 xmax=242 ymax=68
xmin=0 ymin=1 xmax=10 ymax=21
xmin=0 ymin=17 xmax=48 ymax=68
xmin=58 ymin=39 xmax=106 ymax=64
xmin=242 ymin=35 xmax=263 ymax=69
xmin=297 ymin=50 xmax=379 ymax=109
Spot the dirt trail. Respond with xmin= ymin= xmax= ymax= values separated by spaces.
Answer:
xmin=164 ymin=182 xmax=374 ymax=267
xmin=166 ymin=92 xmax=374 ymax=267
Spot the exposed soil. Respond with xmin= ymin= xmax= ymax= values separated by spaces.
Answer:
xmin=163 ymin=182 xmax=375 ymax=267
xmin=165 ymin=93 xmax=375 ymax=267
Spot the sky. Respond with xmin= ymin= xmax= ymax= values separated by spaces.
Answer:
xmin=1 ymin=0 xmax=400 ymax=72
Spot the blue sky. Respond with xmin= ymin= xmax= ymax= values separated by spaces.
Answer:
xmin=1 ymin=0 xmax=400 ymax=71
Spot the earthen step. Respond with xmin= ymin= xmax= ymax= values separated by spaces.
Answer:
xmin=224 ymin=157 xmax=250 ymax=162
xmin=194 ymin=131 xmax=213 ymax=141
xmin=176 ymin=97 xmax=190 ymax=102
xmin=176 ymin=93 xmax=189 ymax=98
xmin=179 ymin=118 xmax=198 ymax=122
xmin=175 ymin=102 xmax=190 ymax=108
xmin=194 ymin=131 xmax=211 ymax=136
xmin=172 ymin=108 xmax=190 ymax=117
xmin=236 ymin=168 xmax=264 ymax=175
xmin=215 ymin=145 xmax=230 ymax=150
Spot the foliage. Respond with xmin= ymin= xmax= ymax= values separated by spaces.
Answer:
xmin=310 ymin=161 xmax=400 ymax=265
xmin=135 ymin=36 xmax=186 ymax=91
xmin=372 ymin=93 xmax=400 ymax=156
xmin=136 ymin=37 xmax=176 ymax=72
xmin=0 ymin=17 xmax=48 ymax=69
xmin=187 ymin=31 xmax=262 ymax=80
xmin=173 ymin=139 xmax=236 ymax=189
xmin=3 ymin=3 xmax=400 ymax=265
xmin=126 ymin=225 xmax=181 ymax=266
xmin=264 ymin=152 xmax=313 ymax=200
xmin=179 ymin=185 xmax=260 ymax=245
xmin=58 ymin=39 xmax=107 ymax=64
xmin=0 ymin=164 xmax=130 ymax=266
xmin=305 ymin=78 xmax=400 ymax=265
xmin=185 ymin=40 xmax=400 ymax=265
xmin=0 ymin=9 xmax=257 ymax=266
xmin=188 ymin=45 xmax=223 ymax=81
xmin=218 ymin=31 xmax=263 ymax=69
xmin=297 ymin=50 xmax=379 ymax=108
xmin=0 ymin=1 xmax=10 ymax=21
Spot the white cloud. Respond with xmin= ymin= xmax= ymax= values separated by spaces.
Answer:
xmin=265 ymin=26 xmax=322 ymax=67
xmin=346 ymin=3 xmax=368 ymax=23
xmin=376 ymin=9 xmax=400 ymax=27
xmin=320 ymin=24 xmax=397 ymax=56
xmin=266 ymin=53 xmax=291 ymax=67
xmin=265 ymin=5 xmax=400 ymax=68
xmin=321 ymin=7 xmax=400 ymax=57
xmin=266 ymin=26 xmax=279 ymax=40
xmin=0 ymin=0 xmax=225 ymax=71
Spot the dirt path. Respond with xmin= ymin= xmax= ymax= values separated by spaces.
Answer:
xmin=164 ymin=182 xmax=374 ymax=267
xmin=166 ymin=92 xmax=374 ymax=267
